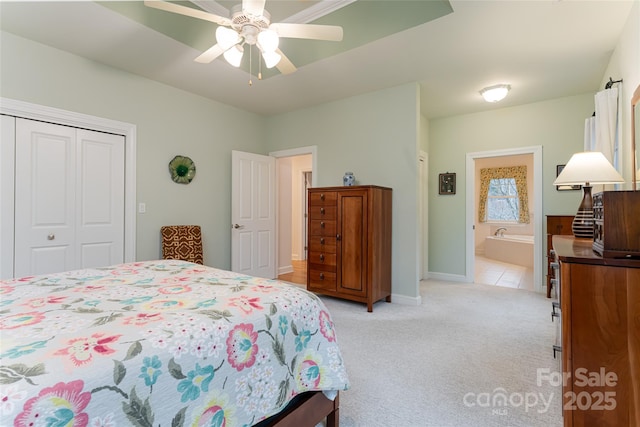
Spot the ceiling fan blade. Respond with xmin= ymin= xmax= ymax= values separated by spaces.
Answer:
xmin=242 ymin=0 xmax=266 ymax=16
xmin=194 ymin=44 xmax=225 ymax=64
xmin=143 ymin=0 xmax=231 ymax=26
xmin=275 ymin=49 xmax=297 ymax=75
xmin=270 ymin=23 xmax=343 ymax=41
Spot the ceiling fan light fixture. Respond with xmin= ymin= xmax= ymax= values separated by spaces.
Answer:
xmin=216 ymin=26 xmax=241 ymax=50
xmin=262 ymin=50 xmax=281 ymax=68
xmin=223 ymin=44 xmax=244 ymax=67
xmin=257 ymin=29 xmax=279 ymax=52
xmin=480 ymin=84 xmax=511 ymax=103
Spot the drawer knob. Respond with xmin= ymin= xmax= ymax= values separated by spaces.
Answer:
xmin=320 ymin=207 xmax=325 ymax=214
xmin=320 ymin=237 xmax=325 ymax=244
xmin=320 ymin=221 xmax=325 ymax=228
xmin=320 ymin=254 xmax=325 ymax=261
xmin=319 ymin=273 xmax=324 ymax=280
xmin=336 ymin=234 xmax=341 ymax=241
xmin=320 ymin=193 xmax=325 ymax=200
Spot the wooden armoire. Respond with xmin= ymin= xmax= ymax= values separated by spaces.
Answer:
xmin=306 ymin=185 xmax=392 ymax=312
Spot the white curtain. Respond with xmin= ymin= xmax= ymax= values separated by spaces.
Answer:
xmin=584 ymin=115 xmax=596 ymax=151
xmin=594 ymin=87 xmax=620 ymax=169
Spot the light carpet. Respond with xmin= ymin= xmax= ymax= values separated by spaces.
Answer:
xmin=318 ymin=279 xmax=563 ymax=427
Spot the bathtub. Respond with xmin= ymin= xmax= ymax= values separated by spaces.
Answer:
xmin=485 ymin=234 xmax=534 ymax=268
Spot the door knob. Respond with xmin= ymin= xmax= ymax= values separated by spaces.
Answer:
xmin=232 ymin=224 xmax=243 ymax=229
xmin=47 ymin=234 xmax=55 ymax=240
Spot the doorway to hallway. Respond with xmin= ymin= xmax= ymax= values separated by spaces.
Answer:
xmin=271 ymin=146 xmax=316 ymax=285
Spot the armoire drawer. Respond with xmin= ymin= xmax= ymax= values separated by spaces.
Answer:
xmin=310 ymin=220 xmax=336 ymax=236
xmin=309 ymin=205 xmax=337 ymax=219
xmin=308 ymin=269 xmax=337 ymax=291
xmin=309 ymin=236 xmax=337 ymax=253
xmin=308 ymin=251 xmax=337 ymax=267
xmin=309 ymin=191 xmax=337 ymax=205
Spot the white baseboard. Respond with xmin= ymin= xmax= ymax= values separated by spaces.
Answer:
xmin=278 ymin=265 xmax=293 ymax=275
xmin=427 ymin=271 xmax=469 ymax=283
xmin=391 ymin=293 xmax=422 ymax=306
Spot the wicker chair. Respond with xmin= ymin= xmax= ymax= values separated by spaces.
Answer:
xmin=160 ymin=225 xmax=203 ymax=264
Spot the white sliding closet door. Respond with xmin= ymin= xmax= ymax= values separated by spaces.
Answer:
xmin=14 ymin=118 xmax=125 ymax=277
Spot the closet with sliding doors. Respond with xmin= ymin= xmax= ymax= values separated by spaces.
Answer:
xmin=1 ymin=100 xmax=134 ymax=279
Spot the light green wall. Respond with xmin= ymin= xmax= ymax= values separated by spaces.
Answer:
xmin=265 ymin=83 xmax=422 ymax=300
xmin=0 ymin=31 xmax=265 ymax=269
xmin=427 ymin=94 xmax=594 ymax=276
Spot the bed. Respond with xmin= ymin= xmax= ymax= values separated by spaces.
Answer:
xmin=0 ymin=260 xmax=349 ymax=426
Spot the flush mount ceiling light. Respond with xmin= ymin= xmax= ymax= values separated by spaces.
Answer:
xmin=480 ymin=84 xmax=511 ymax=102
xmin=144 ymin=0 xmax=343 ymax=80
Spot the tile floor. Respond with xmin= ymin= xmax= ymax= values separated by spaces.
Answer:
xmin=474 ymin=255 xmax=534 ymax=291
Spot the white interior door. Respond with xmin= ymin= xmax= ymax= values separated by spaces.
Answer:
xmin=76 ymin=129 xmax=125 ymax=269
xmin=231 ymin=150 xmax=276 ymax=278
xmin=14 ymin=118 xmax=125 ymax=277
xmin=15 ymin=119 xmax=76 ymax=276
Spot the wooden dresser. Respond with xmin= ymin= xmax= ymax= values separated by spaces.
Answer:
xmin=546 ymin=215 xmax=574 ymax=298
xmin=307 ymin=185 xmax=392 ymax=312
xmin=552 ymin=235 xmax=640 ymax=426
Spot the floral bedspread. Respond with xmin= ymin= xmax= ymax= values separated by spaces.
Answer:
xmin=0 ymin=260 xmax=349 ymax=426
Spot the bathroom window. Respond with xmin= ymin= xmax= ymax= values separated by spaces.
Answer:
xmin=478 ymin=166 xmax=530 ymax=224
xmin=486 ymin=178 xmax=519 ymax=222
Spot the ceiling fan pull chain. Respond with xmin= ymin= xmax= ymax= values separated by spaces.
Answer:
xmin=248 ymin=44 xmax=253 ymax=86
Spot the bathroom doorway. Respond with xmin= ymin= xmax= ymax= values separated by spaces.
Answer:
xmin=465 ymin=146 xmax=543 ymax=293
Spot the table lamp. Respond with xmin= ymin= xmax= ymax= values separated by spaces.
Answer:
xmin=553 ymin=151 xmax=624 ymax=238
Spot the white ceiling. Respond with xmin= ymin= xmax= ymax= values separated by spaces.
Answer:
xmin=0 ymin=0 xmax=634 ymax=118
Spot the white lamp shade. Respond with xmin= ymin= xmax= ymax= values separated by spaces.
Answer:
xmin=223 ymin=45 xmax=244 ymax=67
xmin=257 ymin=29 xmax=279 ymax=52
xmin=262 ymin=50 xmax=281 ymax=68
xmin=553 ymin=151 xmax=625 ymax=186
xmin=480 ymin=84 xmax=510 ymax=102
xmin=216 ymin=26 xmax=240 ymax=50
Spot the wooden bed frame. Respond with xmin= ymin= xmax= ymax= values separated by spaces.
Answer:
xmin=262 ymin=391 xmax=339 ymax=427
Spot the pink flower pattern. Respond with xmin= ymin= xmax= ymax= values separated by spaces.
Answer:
xmin=54 ymin=333 xmax=122 ymax=367
xmin=15 ymin=380 xmax=91 ymax=427
xmin=226 ymin=323 xmax=259 ymax=371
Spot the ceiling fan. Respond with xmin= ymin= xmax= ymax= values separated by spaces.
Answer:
xmin=143 ymin=0 xmax=344 ymax=76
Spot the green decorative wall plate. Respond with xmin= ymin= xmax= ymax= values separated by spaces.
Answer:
xmin=169 ymin=155 xmax=196 ymax=184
